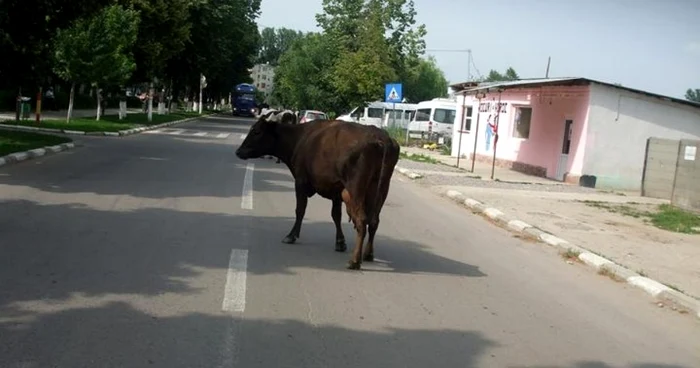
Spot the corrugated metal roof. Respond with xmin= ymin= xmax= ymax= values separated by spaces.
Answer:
xmin=452 ymin=77 xmax=700 ymax=110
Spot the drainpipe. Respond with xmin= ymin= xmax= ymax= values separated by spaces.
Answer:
xmin=490 ymin=89 xmax=504 ymax=180
xmin=470 ymin=92 xmax=485 ymax=173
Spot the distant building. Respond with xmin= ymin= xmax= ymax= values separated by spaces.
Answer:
xmin=250 ymin=63 xmax=275 ymax=101
xmin=449 ymin=77 xmax=700 ymax=192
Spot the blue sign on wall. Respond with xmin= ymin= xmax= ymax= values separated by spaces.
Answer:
xmin=385 ymin=83 xmax=403 ymax=103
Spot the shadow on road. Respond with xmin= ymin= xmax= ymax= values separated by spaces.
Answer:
xmin=0 ymin=301 xmax=499 ymax=368
xmin=0 ymin=198 xmax=486 ymax=310
xmin=0 ymin=299 xmax=690 ymax=367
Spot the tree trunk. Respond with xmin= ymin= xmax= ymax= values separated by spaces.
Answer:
xmin=67 ymin=82 xmax=76 ymax=123
xmin=95 ymin=86 xmax=102 ymax=121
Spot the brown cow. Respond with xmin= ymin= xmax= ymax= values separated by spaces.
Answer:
xmin=235 ymin=110 xmax=400 ymax=270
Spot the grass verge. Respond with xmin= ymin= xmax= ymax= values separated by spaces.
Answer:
xmin=399 ymin=151 xmax=440 ymax=164
xmin=1 ymin=111 xmax=202 ymax=133
xmin=0 ymin=130 xmax=71 ymax=157
xmin=582 ymin=200 xmax=700 ymax=234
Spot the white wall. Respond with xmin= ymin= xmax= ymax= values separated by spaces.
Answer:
xmin=450 ymin=94 xmax=476 ymax=159
xmin=584 ymin=83 xmax=700 ymax=190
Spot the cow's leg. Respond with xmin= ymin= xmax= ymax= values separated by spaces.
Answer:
xmin=282 ymin=185 xmax=308 ymax=244
xmin=363 ymin=218 xmax=378 ymax=262
xmin=331 ymin=198 xmax=346 ymax=252
xmin=348 ymin=220 xmax=367 ymax=270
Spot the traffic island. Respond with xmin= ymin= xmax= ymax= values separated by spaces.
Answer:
xmin=0 ymin=112 xmax=212 ymax=137
xmin=0 ymin=130 xmax=75 ymax=168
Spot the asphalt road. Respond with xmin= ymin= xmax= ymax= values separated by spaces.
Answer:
xmin=1 ymin=115 xmax=698 ymax=368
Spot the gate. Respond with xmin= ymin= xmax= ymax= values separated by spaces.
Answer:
xmin=642 ymin=137 xmax=700 ymax=213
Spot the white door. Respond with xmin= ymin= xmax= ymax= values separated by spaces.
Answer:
xmin=555 ymin=119 xmax=573 ymax=181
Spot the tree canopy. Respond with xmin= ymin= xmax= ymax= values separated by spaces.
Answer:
xmin=483 ymin=67 xmax=520 ymax=82
xmin=0 ymin=0 xmax=262 ymax=109
xmin=686 ymin=88 xmax=700 ymax=103
xmin=271 ymin=0 xmax=449 ymax=113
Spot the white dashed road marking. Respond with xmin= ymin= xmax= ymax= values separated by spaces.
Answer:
xmin=143 ymin=129 xmax=230 ymax=139
xmin=222 ymin=249 xmax=249 ymax=312
xmin=241 ymin=163 xmax=254 ymax=210
xmin=240 ymin=134 xmax=247 ymax=140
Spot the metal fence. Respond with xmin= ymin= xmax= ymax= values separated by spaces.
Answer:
xmin=642 ymin=137 xmax=700 ymax=213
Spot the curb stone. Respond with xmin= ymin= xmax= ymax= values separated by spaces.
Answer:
xmin=0 ymin=113 xmax=212 ymax=138
xmin=392 ymin=168 xmax=700 ymax=321
xmin=394 ymin=166 xmax=423 ymax=179
xmin=0 ymin=142 xmax=75 ymax=168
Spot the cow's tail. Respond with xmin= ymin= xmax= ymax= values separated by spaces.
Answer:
xmin=372 ymin=139 xmax=389 ymax=223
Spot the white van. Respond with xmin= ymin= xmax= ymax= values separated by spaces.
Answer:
xmin=407 ymin=98 xmax=458 ymax=139
xmin=337 ymin=101 xmax=418 ymax=128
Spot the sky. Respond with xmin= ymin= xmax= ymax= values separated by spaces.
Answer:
xmin=257 ymin=0 xmax=700 ymax=100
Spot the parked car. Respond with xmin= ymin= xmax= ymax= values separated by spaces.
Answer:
xmin=298 ymin=110 xmax=328 ymax=123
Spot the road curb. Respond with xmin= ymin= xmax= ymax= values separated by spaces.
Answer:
xmin=394 ymin=166 xmax=424 ymax=179
xmin=0 ymin=113 xmax=213 ymax=138
xmin=0 ymin=142 xmax=75 ymax=168
xmin=393 ymin=168 xmax=700 ymax=320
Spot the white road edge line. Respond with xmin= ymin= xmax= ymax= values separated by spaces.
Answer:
xmin=216 ymin=133 xmax=231 ymax=139
xmin=241 ymin=163 xmax=254 ymax=210
xmin=222 ymin=249 xmax=249 ymax=312
xmin=170 ymin=129 xmax=185 ymax=135
xmin=240 ymin=133 xmax=247 ymax=139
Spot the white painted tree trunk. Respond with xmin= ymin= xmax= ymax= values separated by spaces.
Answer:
xmin=67 ymin=82 xmax=76 ymax=123
xmin=96 ymin=87 xmax=102 ymax=121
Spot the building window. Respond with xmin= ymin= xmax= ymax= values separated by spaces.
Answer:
xmin=512 ymin=106 xmax=532 ymax=139
xmin=461 ymin=107 xmax=473 ymax=132
xmin=261 ymin=83 xmax=266 ymax=89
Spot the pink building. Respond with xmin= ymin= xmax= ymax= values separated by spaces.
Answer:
xmin=450 ymin=78 xmax=700 ymax=191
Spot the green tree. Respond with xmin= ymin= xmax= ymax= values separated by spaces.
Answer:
xmin=117 ymin=0 xmax=192 ymax=83
xmin=686 ymin=88 xmax=700 ymax=103
xmin=257 ymin=27 xmax=304 ymax=66
xmin=484 ymin=67 xmax=520 ymax=82
xmin=272 ymin=32 xmax=338 ymax=111
xmin=273 ymin=0 xmax=447 ymax=112
xmin=52 ymin=4 xmax=140 ymax=121
xmin=403 ymin=56 xmax=448 ymax=102
xmin=165 ymin=0 xmax=261 ymax=105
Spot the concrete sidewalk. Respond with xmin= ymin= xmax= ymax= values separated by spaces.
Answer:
xmin=400 ymin=146 xmax=592 ymax=187
xmin=395 ymin=146 xmax=700 ymax=316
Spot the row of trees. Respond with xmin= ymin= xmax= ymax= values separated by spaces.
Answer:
xmin=0 ymin=0 xmax=261 ymax=117
xmin=257 ymin=0 xmax=450 ymax=115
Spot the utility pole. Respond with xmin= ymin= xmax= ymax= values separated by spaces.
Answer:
xmin=545 ymin=56 xmax=551 ymax=78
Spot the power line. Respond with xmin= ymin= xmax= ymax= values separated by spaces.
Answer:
xmin=425 ymin=48 xmax=482 ymax=81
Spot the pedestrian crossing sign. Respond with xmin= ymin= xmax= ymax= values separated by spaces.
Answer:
xmin=385 ymin=83 xmax=403 ymax=103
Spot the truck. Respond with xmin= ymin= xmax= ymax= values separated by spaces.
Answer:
xmin=232 ymin=83 xmax=258 ymax=117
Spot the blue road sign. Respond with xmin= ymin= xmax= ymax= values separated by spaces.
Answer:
xmin=385 ymin=83 xmax=403 ymax=103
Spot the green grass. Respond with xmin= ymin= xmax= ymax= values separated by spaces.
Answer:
xmin=1 ymin=111 xmax=204 ymax=133
xmin=582 ymin=200 xmax=700 ymax=234
xmin=0 ymin=130 xmax=71 ymax=157
xmin=399 ymin=151 xmax=440 ymax=164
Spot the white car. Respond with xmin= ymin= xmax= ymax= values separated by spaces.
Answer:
xmin=298 ymin=110 xmax=328 ymax=123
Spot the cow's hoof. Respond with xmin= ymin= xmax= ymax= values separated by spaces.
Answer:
xmin=347 ymin=260 xmax=362 ymax=270
xmin=282 ymin=235 xmax=297 ymax=244
xmin=362 ymin=253 xmax=374 ymax=262
xmin=335 ymin=240 xmax=347 ymax=252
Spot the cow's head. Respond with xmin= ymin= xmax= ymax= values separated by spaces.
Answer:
xmin=235 ymin=110 xmax=294 ymax=159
